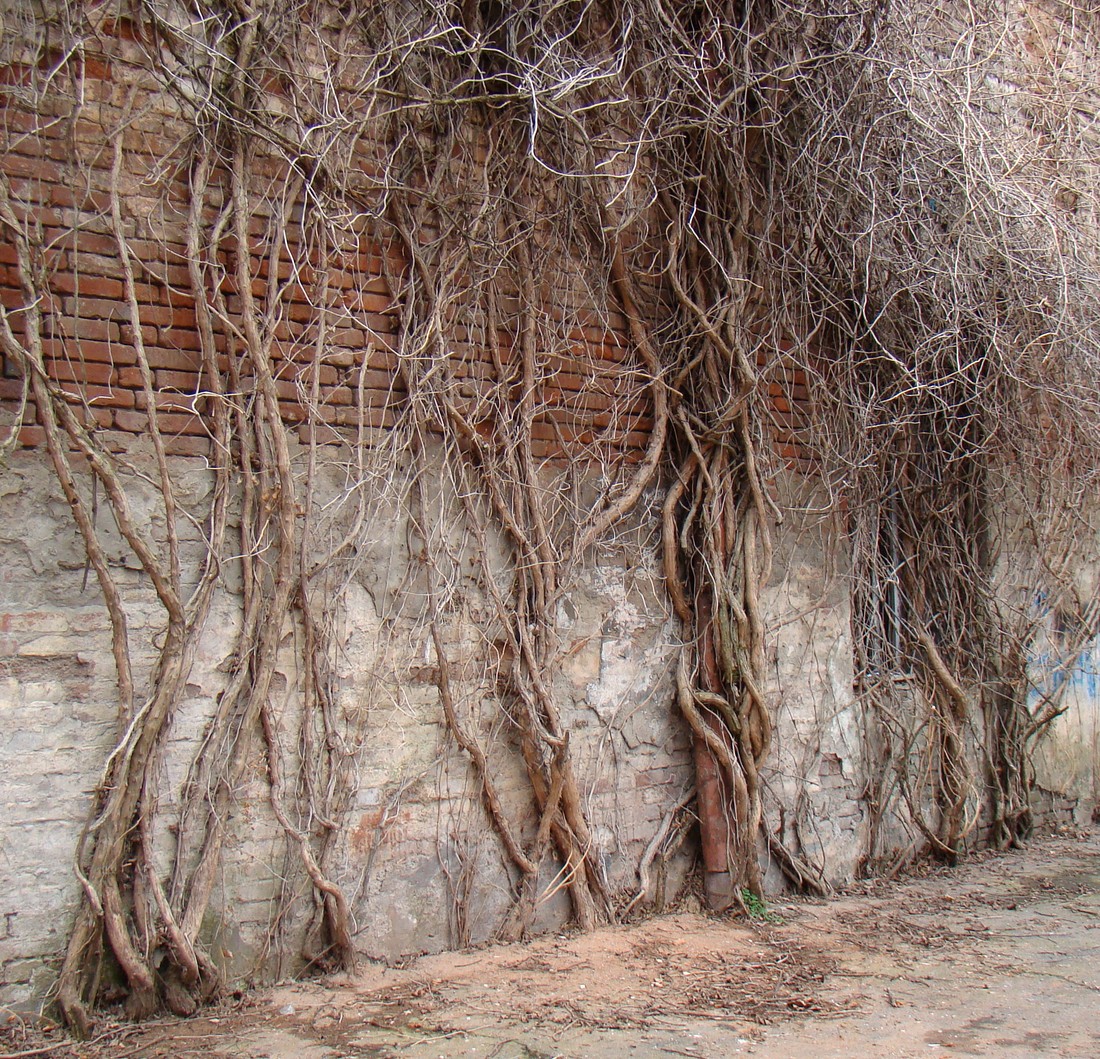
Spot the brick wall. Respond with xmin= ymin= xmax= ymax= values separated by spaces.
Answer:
xmin=0 ymin=15 xmax=812 ymax=469
xmin=0 ymin=11 xmax=825 ymax=1009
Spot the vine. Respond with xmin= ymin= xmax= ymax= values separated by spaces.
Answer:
xmin=0 ymin=0 xmax=1098 ymax=1029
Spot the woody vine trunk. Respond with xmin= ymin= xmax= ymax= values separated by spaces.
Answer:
xmin=0 ymin=0 xmax=1098 ymax=1029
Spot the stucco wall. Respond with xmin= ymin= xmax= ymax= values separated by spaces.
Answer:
xmin=762 ymin=479 xmax=864 ymax=888
xmin=0 ymin=441 xmax=694 ymax=1006
xmin=4 ymin=442 xmax=1100 ymax=1008
xmin=0 ymin=438 xmax=871 ymax=1008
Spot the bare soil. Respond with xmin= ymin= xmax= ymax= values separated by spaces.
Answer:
xmin=6 ymin=829 xmax=1100 ymax=1058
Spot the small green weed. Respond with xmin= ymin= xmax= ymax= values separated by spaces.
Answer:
xmin=741 ymin=888 xmax=782 ymax=923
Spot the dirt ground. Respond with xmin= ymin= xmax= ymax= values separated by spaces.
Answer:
xmin=6 ymin=829 xmax=1100 ymax=1059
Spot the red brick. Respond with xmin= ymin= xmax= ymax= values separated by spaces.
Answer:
xmin=330 ymin=327 xmax=366 ymax=347
xmin=255 ymin=257 xmax=296 ymax=282
xmin=97 ymin=17 xmax=145 ymax=42
xmin=339 ymin=387 xmax=406 ymax=416
xmin=2 ymin=154 xmax=54 ymax=180
xmin=157 ymin=327 xmax=201 ymax=350
xmin=48 ymin=184 xmax=113 ymax=213
xmin=46 ymin=338 xmax=134 ymax=365
xmin=58 ymin=381 xmax=135 ymax=408
xmin=51 ymin=185 xmax=113 ymax=216
xmin=127 ymin=282 xmax=170 ymax=307
xmin=62 ymin=297 xmax=126 ymax=321
xmin=340 ymin=290 xmax=394 ymax=314
xmin=67 ymin=318 xmax=122 ymax=343
xmin=45 ymin=359 xmax=114 ymax=386
xmin=770 ymin=422 xmax=804 ymax=443
xmin=2 ymin=196 xmax=66 ymax=229
xmin=147 ymin=264 xmax=190 ymax=288
xmin=322 ymin=385 xmax=354 ymax=406
xmin=79 ymin=55 xmax=113 ymax=81
xmin=324 ymin=348 xmax=380 ymax=369
xmin=123 ymin=303 xmax=176 ymax=325
xmin=362 ymin=313 xmax=397 ymax=335
xmin=4 ymin=132 xmax=70 ymax=164
xmin=265 ymin=319 xmax=295 ymax=342
xmin=134 ymin=390 xmax=201 ymax=413
xmin=143 ymin=347 xmax=201 ymax=371
xmin=119 ymin=323 xmax=159 ymax=345
xmin=589 ymin=341 xmax=628 ymax=362
xmin=68 ymin=253 xmax=127 ymax=283
xmin=167 ymin=306 xmax=197 ymax=329
xmin=124 ymin=238 xmax=187 ymax=263
xmin=120 ymin=128 xmax=182 ymax=157
xmin=275 ymin=401 xmax=308 ymax=423
xmin=67 ymin=403 xmax=115 ymax=429
xmin=347 ymin=270 xmax=393 ymax=295
xmin=0 ymin=108 xmax=45 ymax=134
xmin=348 ymin=368 xmax=400 ymax=392
xmin=1 ymin=288 xmax=30 ymax=311
xmin=0 ymin=377 xmax=28 ymax=401
xmin=279 ymin=361 xmax=338 ymax=386
xmin=285 ymin=300 xmax=325 ymax=324
xmin=272 ymin=377 xmax=302 ymax=401
xmin=248 ymin=276 xmax=271 ymax=298
xmin=590 ymin=410 xmax=653 ymax=431
xmin=154 ymin=369 xmax=202 ymax=391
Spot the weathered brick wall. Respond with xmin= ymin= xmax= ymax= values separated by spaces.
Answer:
xmin=0 ymin=438 xmax=700 ymax=1005
xmin=0 ymin=431 xmax=863 ymax=1008
xmin=0 ymin=18 xmax=813 ymax=464
xmin=0 ymin=13 xmax=825 ymax=1010
xmin=12 ymin=3 xmax=1099 ymax=1015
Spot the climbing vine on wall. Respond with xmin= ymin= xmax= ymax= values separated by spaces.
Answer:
xmin=1 ymin=0 xmax=1099 ymax=1030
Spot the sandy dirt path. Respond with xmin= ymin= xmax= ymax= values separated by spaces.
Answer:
xmin=6 ymin=829 xmax=1099 ymax=1058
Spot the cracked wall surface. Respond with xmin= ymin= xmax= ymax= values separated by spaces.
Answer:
xmin=3 ymin=445 xmax=1099 ymax=1007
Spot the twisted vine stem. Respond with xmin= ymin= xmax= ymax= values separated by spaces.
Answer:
xmin=0 ymin=0 xmax=1097 ymax=1028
